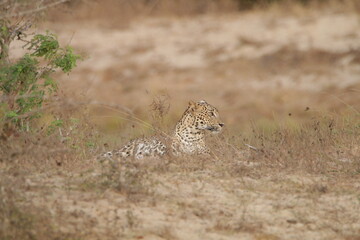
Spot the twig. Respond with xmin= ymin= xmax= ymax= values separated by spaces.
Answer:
xmin=244 ymin=143 xmax=258 ymax=151
xmin=0 ymin=0 xmax=70 ymax=19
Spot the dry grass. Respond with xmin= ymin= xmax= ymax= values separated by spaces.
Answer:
xmin=0 ymin=172 xmax=84 ymax=240
xmin=1 ymin=99 xmax=358 ymax=239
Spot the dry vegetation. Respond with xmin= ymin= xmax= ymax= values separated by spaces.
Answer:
xmin=1 ymin=0 xmax=360 ymax=239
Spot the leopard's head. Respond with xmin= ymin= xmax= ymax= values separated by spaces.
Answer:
xmin=187 ymin=100 xmax=224 ymax=134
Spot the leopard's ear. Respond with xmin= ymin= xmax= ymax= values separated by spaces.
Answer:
xmin=188 ymin=101 xmax=197 ymax=111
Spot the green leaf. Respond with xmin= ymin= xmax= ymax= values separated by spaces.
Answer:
xmin=5 ymin=111 xmax=18 ymax=118
xmin=86 ymin=142 xmax=95 ymax=148
xmin=30 ymin=33 xmax=59 ymax=58
xmin=51 ymin=119 xmax=63 ymax=127
xmin=53 ymin=47 xmax=81 ymax=73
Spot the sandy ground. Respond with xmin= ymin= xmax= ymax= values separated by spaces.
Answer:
xmin=23 ymin=166 xmax=360 ymax=240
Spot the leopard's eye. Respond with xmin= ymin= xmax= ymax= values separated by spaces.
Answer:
xmin=210 ymin=112 xmax=216 ymax=117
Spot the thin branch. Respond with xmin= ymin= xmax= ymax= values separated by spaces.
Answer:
xmin=0 ymin=0 xmax=70 ymax=19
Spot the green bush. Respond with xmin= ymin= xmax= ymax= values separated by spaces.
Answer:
xmin=0 ymin=31 xmax=81 ymax=129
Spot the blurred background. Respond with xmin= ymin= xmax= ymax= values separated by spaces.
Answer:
xmin=10 ymin=0 xmax=360 ymax=137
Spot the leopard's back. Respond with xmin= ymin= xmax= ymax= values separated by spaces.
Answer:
xmin=103 ymin=136 xmax=168 ymax=160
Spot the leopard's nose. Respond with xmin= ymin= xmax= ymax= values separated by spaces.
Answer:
xmin=219 ymin=123 xmax=224 ymax=127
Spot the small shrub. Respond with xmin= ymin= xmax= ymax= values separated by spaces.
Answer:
xmin=0 ymin=31 xmax=81 ymax=129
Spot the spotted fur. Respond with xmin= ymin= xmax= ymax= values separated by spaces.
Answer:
xmin=101 ymin=100 xmax=224 ymax=160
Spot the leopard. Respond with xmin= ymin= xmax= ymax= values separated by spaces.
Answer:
xmin=101 ymin=100 xmax=224 ymax=160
